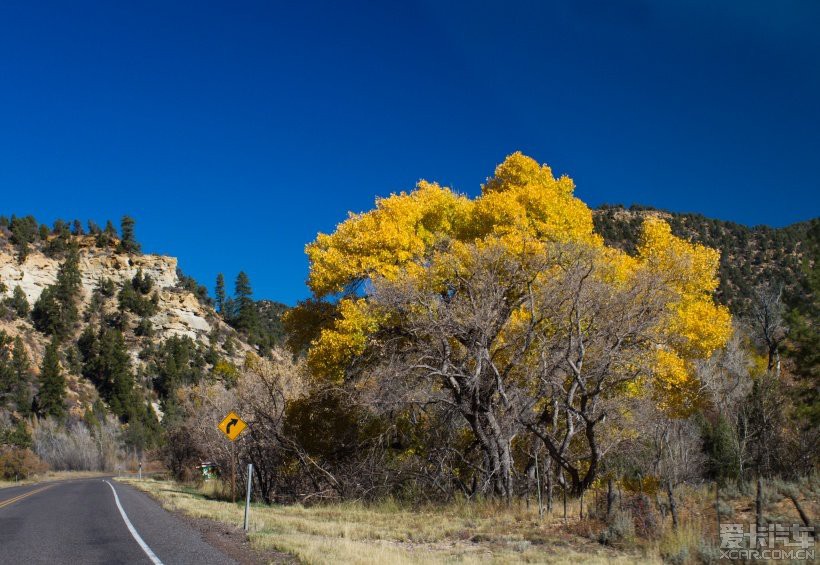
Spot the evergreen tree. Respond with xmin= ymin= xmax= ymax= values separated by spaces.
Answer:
xmin=234 ymin=271 xmax=257 ymax=332
xmin=215 ymin=273 xmax=226 ymax=314
xmin=79 ymin=327 xmax=138 ymax=421
xmin=118 ymin=270 xmax=159 ymax=317
xmin=56 ymin=245 xmax=82 ymax=300
xmin=9 ymin=215 xmax=38 ymax=262
xmin=11 ymin=336 xmax=32 ymax=413
xmin=0 ymin=420 xmax=32 ymax=449
xmin=149 ymin=335 xmax=206 ymax=399
xmin=38 ymin=338 xmax=66 ymax=419
xmin=104 ymin=220 xmax=117 ymax=237
xmin=0 ymin=331 xmax=13 ymax=407
xmin=119 ymin=215 xmax=141 ymax=253
xmin=72 ymin=219 xmax=84 ymax=236
xmin=32 ymin=246 xmax=82 ymax=339
xmin=9 ymin=286 xmax=29 ymax=318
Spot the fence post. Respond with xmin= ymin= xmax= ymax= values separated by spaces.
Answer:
xmin=243 ymin=463 xmax=253 ymax=532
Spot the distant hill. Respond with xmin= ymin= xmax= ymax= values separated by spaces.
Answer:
xmin=593 ymin=205 xmax=818 ymax=316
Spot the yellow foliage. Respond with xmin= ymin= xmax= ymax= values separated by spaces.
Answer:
xmin=667 ymin=298 xmax=732 ymax=358
xmin=300 ymin=153 xmax=732 ymax=413
xmin=637 ymin=216 xmax=720 ymax=296
xmin=652 ymin=349 xmax=703 ymax=417
xmin=307 ymin=298 xmax=384 ymax=382
xmin=306 ymin=181 xmax=472 ymax=296
xmin=472 ymin=152 xmax=598 ymax=244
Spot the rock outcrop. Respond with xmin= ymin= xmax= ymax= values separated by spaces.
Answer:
xmin=0 ymin=244 xmax=226 ymax=345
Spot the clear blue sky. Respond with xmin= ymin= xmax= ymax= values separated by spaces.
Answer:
xmin=1 ymin=1 xmax=818 ymax=304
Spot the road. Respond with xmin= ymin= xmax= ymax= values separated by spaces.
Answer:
xmin=0 ymin=478 xmax=238 ymax=564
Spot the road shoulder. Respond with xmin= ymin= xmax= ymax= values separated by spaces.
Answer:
xmin=116 ymin=479 xmax=296 ymax=565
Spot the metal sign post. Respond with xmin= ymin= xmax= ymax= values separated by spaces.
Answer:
xmin=243 ymin=463 xmax=253 ymax=532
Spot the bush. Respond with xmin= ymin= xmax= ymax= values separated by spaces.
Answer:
xmin=0 ymin=446 xmax=47 ymax=480
xmin=716 ymin=499 xmax=734 ymax=519
xmin=598 ymin=508 xmax=635 ymax=546
xmin=625 ymin=493 xmax=662 ymax=539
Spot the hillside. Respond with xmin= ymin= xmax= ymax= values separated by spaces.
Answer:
xmin=0 ymin=218 xmax=254 ymax=429
xmin=593 ymin=205 xmax=818 ymax=315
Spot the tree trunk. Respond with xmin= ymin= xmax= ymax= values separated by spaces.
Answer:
xmin=785 ymin=492 xmax=811 ymax=527
xmin=606 ymin=478 xmax=615 ymax=519
xmin=535 ymin=453 xmax=543 ymax=519
xmin=562 ymin=482 xmax=568 ymax=523
xmin=546 ymin=457 xmax=553 ymax=514
xmin=756 ymin=476 xmax=764 ymax=530
xmin=465 ymin=410 xmax=512 ymax=499
xmin=667 ymin=482 xmax=679 ymax=530
xmin=579 ymin=489 xmax=584 ymax=519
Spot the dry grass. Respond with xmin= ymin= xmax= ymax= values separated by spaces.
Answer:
xmin=0 ymin=470 xmax=109 ymax=489
xmin=119 ymin=478 xmax=655 ymax=564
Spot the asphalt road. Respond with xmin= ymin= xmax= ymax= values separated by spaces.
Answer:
xmin=0 ymin=478 xmax=238 ymax=564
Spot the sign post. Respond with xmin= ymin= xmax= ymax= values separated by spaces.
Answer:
xmin=244 ymin=463 xmax=253 ymax=532
xmin=217 ymin=411 xmax=249 ymax=504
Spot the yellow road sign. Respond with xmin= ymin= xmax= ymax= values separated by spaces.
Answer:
xmin=218 ymin=411 xmax=247 ymax=441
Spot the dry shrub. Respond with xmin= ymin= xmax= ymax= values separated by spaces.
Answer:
xmin=0 ymin=446 xmax=48 ymax=479
xmin=625 ymin=494 xmax=662 ymax=539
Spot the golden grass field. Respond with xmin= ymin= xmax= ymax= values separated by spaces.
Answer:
xmin=117 ymin=475 xmax=819 ymax=564
xmin=119 ymin=478 xmax=659 ymax=564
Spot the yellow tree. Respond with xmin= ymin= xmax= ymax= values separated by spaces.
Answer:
xmin=287 ymin=153 xmax=731 ymax=497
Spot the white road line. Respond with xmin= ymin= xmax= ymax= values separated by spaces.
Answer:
xmin=104 ymin=480 xmax=164 ymax=565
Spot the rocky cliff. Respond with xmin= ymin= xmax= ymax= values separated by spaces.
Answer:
xmin=0 ymin=233 xmax=250 ymax=418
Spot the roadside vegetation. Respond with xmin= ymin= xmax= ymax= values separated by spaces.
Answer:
xmin=122 ymin=475 xmax=818 ymax=564
xmin=121 ymin=477 xmax=645 ymax=564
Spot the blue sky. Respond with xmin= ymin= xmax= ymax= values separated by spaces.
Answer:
xmin=1 ymin=1 xmax=818 ymax=304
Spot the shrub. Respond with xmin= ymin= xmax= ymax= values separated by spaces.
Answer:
xmin=716 ymin=499 xmax=734 ymax=519
xmin=625 ymin=493 xmax=662 ymax=539
xmin=0 ymin=446 xmax=47 ymax=479
xmin=599 ymin=508 xmax=635 ymax=546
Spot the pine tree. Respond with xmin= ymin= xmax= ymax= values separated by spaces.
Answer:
xmin=38 ymin=339 xmax=66 ymax=419
xmin=119 ymin=215 xmax=141 ymax=253
xmin=0 ymin=331 xmax=13 ymax=407
xmin=104 ymin=220 xmax=117 ymax=237
xmin=11 ymin=336 xmax=32 ymax=413
xmin=234 ymin=271 xmax=257 ymax=333
xmin=10 ymin=215 xmax=38 ymax=262
xmin=56 ymin=245 xmax=82 ymax=301
xmin=8 ymin=286 xmax=29 ymax=319
xmin=80 ymin=327 xmax=138 ymax=421
xmin=32 ymin=246 xmax=82 ymax=339
xmin=215 ymin=273 xmax=226 ymax=314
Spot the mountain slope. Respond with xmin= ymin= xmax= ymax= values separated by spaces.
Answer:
xmin=0 ymin=225 xmax=253 ymax=422
xmin=593 ymin=205 xmax=817 ymax=315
